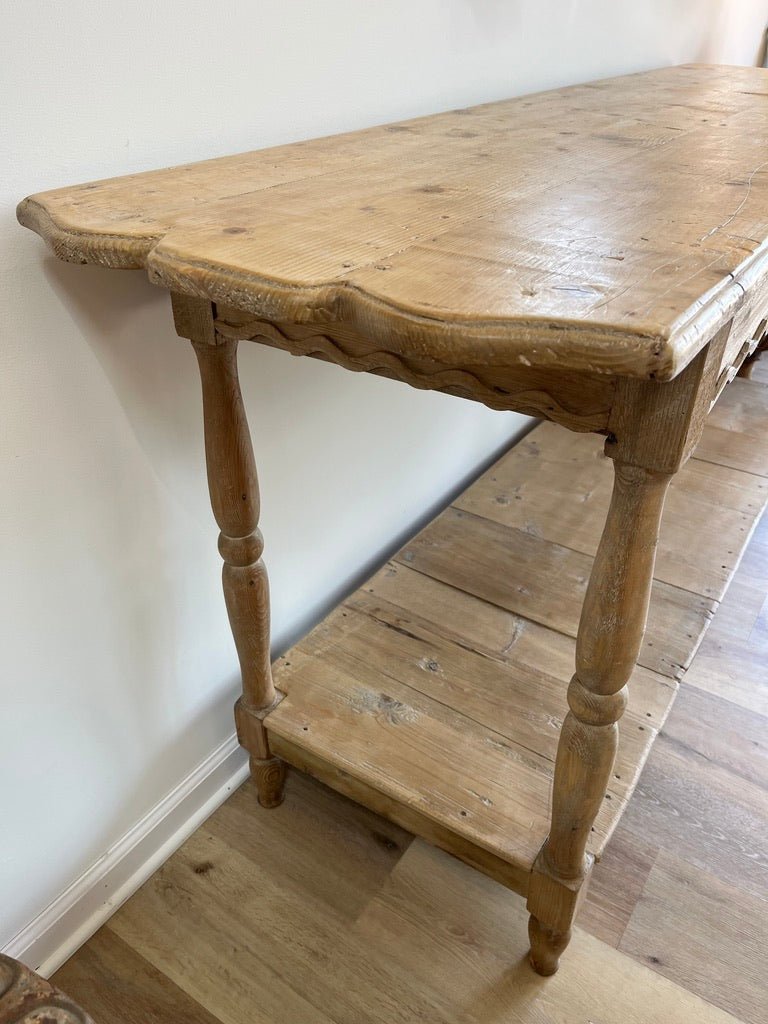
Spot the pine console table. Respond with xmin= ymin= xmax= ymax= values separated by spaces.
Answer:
xmin=18 ymin=64 xmax=768 ymax=975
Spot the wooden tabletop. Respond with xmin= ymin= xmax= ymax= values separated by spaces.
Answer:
xmin=18 ymin=64 xmax=768 ymax=380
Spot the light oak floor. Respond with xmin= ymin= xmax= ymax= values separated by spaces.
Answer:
xmin=55 ymin=368 xmax=768 ymax=1024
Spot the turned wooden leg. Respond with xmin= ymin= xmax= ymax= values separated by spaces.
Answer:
xmin=527 ymin=460 xmax=672 ymax=975
xmin=525 ymin=330 xmax=729 ymax=975
xmin=174 ymin=294 xmax=285 ymax=808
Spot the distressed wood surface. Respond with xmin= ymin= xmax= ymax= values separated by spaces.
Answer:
xmin=212 ymin=309 xmax=617 ymax=430
xmin=453 ymin=421 xmax=766 ymax=599
xmin=392 ymin=504 xmax=715 ymax=678
xmin=17 ymin=64 xmax=768 ymax=381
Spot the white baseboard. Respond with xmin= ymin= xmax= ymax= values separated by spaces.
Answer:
xmin=2 ymin=734 xmax=249 ymax=978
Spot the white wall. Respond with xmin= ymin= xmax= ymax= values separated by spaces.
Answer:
xmin=2 ymin=0 xmax=766 ymax=966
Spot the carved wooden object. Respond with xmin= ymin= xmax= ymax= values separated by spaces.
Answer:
xmin=526 ymin=461 xmax=672 ymax=972
xmin=213 ymin=309 xmax=616 ymax=432
xmin=527 ymin=334 xmax=728 ymax=971
xmin=0 ymin=955 xmax=92 ymax=1023
xmin=17 ymin=64 xmax=768 ymax=976
xmin=172 ymin=294 xmax=285 ymax=808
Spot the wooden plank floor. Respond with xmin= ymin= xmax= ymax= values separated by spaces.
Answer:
xmin=53 ymin=363 xmax=768 ymax=1024
xmin=265 ymin=373 xmax=768 ymax=885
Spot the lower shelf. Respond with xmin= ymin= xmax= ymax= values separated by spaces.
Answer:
xmin=266 ymin=377 xmax=768 ymax=895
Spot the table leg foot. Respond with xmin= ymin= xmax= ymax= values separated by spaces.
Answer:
xmin=251 ymin=754 xmax=286 ymax=808
xmin=528 ymin=915 xmax=571 ymax=976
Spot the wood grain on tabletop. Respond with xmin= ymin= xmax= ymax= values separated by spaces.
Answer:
xmin=17 ymin=64 xmax=768 ymax=380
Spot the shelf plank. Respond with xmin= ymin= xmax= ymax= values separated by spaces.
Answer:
xmin=454 ymin=421 xmax=767 ymax=600
xmin=394 ymin=504 xmax=715 ymax=679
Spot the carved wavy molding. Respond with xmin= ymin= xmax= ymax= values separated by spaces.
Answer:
xmin=214 ymin=315 xmax=614 ymax=433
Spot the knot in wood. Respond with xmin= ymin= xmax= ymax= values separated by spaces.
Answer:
xmin=218 ymin=529 xmax=264 ymax=566
xmin=567 ymin=678 xmax=627 ymax=726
